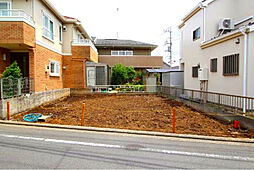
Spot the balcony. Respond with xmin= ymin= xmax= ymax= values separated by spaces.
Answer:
xmin=0 ymin=10 xmax=35 ymax=49
xmin=72 ymin=39 xmax=98 ymax=54
xmin=0 ymin=9 xmax=34 ymax=26
xmin=72 ymin=39 xmax=98 ymax=63
xmin=98 ymin=55 xmax=163 ymax=68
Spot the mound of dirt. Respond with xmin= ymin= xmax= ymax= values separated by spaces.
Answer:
xmin=12 ymin=94 xmax=254 ymax=138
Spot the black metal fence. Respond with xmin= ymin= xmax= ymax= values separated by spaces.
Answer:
xmin=157 ymin=86 xmax=254 ymax=113
xmin=0 ymin=77 xmax=34 ymax=100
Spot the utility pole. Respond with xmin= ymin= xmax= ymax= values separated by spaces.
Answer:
xmin=169 ymin=26 xmax=172 ymax=64
xmin=164 ymin=26 xmax=173 ymax=66
xmin=116 ymin=7 xmax=119 ymax=39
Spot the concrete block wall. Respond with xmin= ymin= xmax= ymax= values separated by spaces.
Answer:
xmin=0 ymin=88 xmax=70 ymax=119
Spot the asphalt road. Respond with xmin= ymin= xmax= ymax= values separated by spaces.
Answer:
xmin=0 ymin=124 xmax=254 ymax=169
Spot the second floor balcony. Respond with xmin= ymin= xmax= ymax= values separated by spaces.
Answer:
xmin=72 ymin=39 xmax=98 ymax=54
xmin=98 ymin=55 xmax=163 ymax=69
xmin=0 ymin=10 xmax=35 ymax=49
xmin=0 ymin=9 xmax=34 ymax=26
xmin=72 ymin=39 xmax=98 ymax=63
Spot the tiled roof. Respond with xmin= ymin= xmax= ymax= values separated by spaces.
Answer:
xmin=95 ymin=39 xmax=157 ymax=49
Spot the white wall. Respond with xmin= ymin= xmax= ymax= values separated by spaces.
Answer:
xmin=33 ymin=0 xmax=63 ymax=53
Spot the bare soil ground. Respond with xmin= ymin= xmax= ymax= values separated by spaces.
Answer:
xmin=12 ymin=94 xmax=254 ymax=138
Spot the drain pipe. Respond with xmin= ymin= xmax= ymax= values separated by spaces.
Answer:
xmin=200 ymin=2 xmax=207 ymax=42
xmin=239 ymin=26 xmax=248 ymax=114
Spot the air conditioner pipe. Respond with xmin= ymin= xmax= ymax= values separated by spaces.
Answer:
xmin=239 ymin=26 xmax=248 ymax=114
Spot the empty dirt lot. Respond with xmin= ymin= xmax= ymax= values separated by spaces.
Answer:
xmin=12 ymin=94 xmax=254 ymax=138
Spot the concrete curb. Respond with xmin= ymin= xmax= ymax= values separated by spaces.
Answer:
xmin=0 ymin=120 xmax=253 ymax=144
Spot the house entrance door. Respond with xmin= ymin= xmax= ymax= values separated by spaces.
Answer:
xmin=87 ymin=67 xmax=96 ymax=86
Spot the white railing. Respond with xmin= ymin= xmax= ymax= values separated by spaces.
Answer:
xmin=72 ymin=39 xmax=98 ymax=54
xmin=0 ymin=9 xmax=34 ymax=24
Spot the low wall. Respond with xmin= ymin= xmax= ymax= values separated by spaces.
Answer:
xmin=0 ymin=88 xmax=70 ymax=119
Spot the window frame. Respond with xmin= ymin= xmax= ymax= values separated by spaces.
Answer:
xmin=210 ymin=58 xmax=218 ymax=72
xmin=59 ymin=24 xmax=63 ymax=44
xmin=223 ymin=54 xmax=239 ymax=76
xmin=192 ymin=66 xmax=199 ymax=78
xmin=0 ymin=1 xmax=11 ymax=16
xmin=49 ymin=60 xmax=60 ymax=77
xmin=193 ymin=27 xmax=201 ymax=41
xmin=43 ymin=12 xmax=54 ymax=41
xmin=111 ymin=50 xmax=134 ymax=56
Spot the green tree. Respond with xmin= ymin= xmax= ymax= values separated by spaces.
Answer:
xmin=2 ymin=61 xmax=22 ymax=79
xmin=127 ymin=66 xmax=136 ymax=83
xmin=111 ymin=64 xmax=128 ymax=85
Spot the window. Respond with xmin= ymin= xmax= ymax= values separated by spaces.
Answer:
xmin=111 ymin=50 xmax=133 ymax=56
xmin=43 ymin=13 xmax=54 ymax=41
xmin=223 ymin=54 xmax=239 ymax=76
xmin=210 ymin=58 xmax=217 ymax=72
xmin=50 ymin=61 xmax=60 ymax=77
xmin=193 ymin=27 xmax=200 ymax=41
xmin=59 ymin=24 xmax=63 ymax=43
xmin=78 ymin=34 xmax=84 ymax=43
xmin=0 ymin=1 xmax=11 ymax=16
xmin=192 ymin=66 xmax=199 ymax=78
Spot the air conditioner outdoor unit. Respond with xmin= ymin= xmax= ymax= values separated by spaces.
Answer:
xmin=219 ymin=18 xmax=234 ymax=31
xmin=198 ymin=68 xmax=209 ymax=81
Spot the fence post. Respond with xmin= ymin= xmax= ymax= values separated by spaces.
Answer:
xmin=172 ymin=107 xmax=176 ymax=133
xmin=0 ymin=79 xmax=3 ymax=100
xmin=218 ymin=94 xmax=221 ymax=105
xmin=7 ymin=102 xmax=10 ymax=120
xmin=191 ymin=90 xmax=194 ymax=100
xmin=81 ymin=103 xmax=85 ymax=126
xmin=18 ymin=78 xmax=22 ymax=96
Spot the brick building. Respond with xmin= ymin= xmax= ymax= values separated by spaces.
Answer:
xmin=0 ymin=0 xmax=98 ymax=92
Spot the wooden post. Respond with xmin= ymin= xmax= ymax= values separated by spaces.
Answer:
xmin=7 ymin=102 xmax=10 ymax=121
xmin=81 ymin=103 xmax=85 ymax=126
xmin=172 ymin=107 xmax=176 ymax=133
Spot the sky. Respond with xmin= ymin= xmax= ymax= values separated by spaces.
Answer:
xmin=49 ymin=0 xmax=201 ymax=65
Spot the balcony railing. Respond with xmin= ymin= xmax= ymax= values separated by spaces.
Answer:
xmin=72 ymin=39 xmax=98 ymax=54
xmin=0 ymin=9 xmax=34 ymax=24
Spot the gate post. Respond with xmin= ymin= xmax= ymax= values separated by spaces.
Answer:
xmin=18 ymin=79 xmax=22 ymax=96
xmin=0 ymin=79 xmax=3 ymax=99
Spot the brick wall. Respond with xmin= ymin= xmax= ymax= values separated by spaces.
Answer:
xmin=72 ymin=46 xmax=91 ymax=60
xmin=63 ymin=55 xmax=86 ymax=89
xmin=0 ymin=22 xmax=35 ymax=47
xmin=0 ymin=48 xmax=10 ymax=77
xmin=99 ymin=55 xmax=163 ymax=68
xmin=30 ymin=45 xmax=63 ymax=92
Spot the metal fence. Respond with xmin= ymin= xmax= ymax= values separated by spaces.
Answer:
xmin=157 ymin=86 xmax=254 ymax=113
xmin=90 ymin=85 xmax=159 ymax=93
xmin=0 ymin=78 xmax=34 ymax=100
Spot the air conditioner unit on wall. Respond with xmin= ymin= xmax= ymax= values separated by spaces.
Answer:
xmin=219 ymin=18 xmax=234 ymax=31
xmin=198 ymin=68 xmax=209 ymax=81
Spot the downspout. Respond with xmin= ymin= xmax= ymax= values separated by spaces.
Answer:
xmin=200 ymin=3 xmax=207 ymax=42
xmin=239 ymin=27 xmax=248 ymax=114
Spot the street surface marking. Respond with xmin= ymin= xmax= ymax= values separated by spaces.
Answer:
xmin=0 ymin=133 xmax=254 ymax=162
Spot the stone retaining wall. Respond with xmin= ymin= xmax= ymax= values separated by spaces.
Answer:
xmin=0 ymin=88 xmax=70 ymax=119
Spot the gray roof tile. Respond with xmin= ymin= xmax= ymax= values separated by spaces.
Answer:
xmin=95 ymin=39 xmax=157 ymax=49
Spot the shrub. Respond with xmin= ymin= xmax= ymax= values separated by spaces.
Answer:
xmin=2 ymin=61 xmax=22 ymax=79
xmin=111 ymin=64 xmax=128 ymax=85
